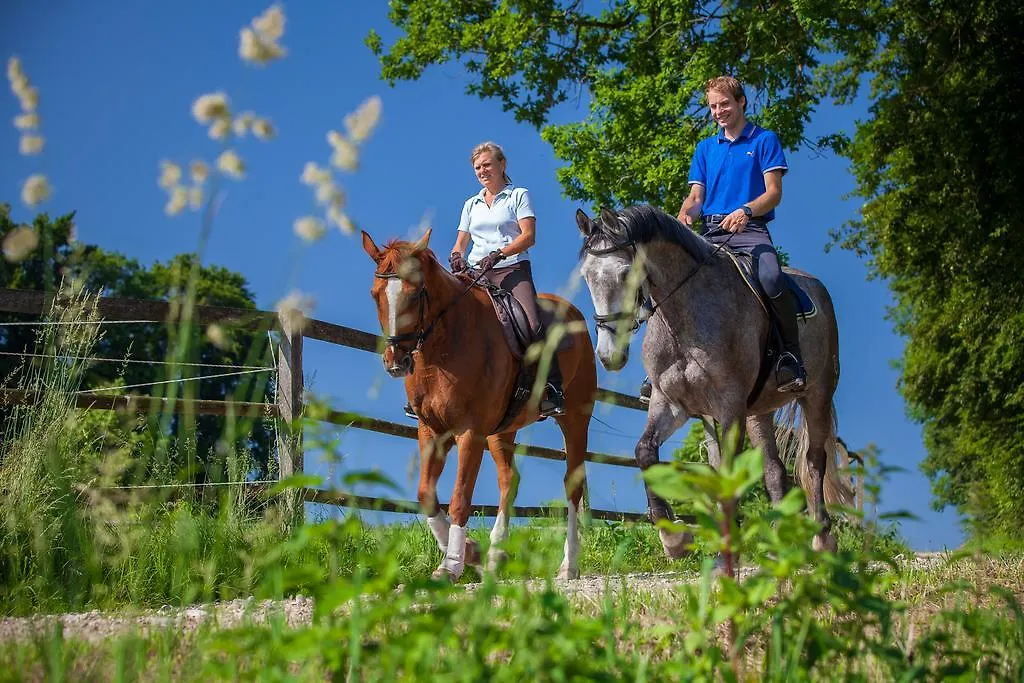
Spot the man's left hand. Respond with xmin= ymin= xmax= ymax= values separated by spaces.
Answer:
xmin=476 ymin=249 xmax=506 ymax=273
xmin=719 ymin=208 xmax=749 ymax=233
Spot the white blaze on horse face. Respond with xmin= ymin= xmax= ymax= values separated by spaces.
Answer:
xmin=581 ymin=253 xmax=633 ymax=367
xmin=385 ymin=278 xmax=402 ymax=336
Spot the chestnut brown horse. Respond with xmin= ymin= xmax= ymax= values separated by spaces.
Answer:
xmin=361 ymin=228 xmax=598 ymax=582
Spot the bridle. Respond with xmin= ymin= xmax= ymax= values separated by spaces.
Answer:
xmin=582 ymin=217 xmax=735 ymax=336
xmin=374 ymin=261 xmax=495 ymax=354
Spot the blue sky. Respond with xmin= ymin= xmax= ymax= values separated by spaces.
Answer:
xmin=1 ymin=2 xmax=964 ymax=550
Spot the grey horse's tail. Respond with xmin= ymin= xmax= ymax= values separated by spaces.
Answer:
xmin=774 ymin=401 xmax=856 ymax=514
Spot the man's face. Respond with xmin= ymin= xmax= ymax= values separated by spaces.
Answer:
xmin=707 ymin=89 xmax=744 ymax=129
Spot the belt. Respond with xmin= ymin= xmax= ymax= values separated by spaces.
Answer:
xmin=703 ymin=214 xmax=768 ymax=228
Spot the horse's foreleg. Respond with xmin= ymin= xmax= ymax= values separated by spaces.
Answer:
xmin=554 ymin=410 xmax=590 ymax=580
xmin=417 ymin=425 xmax=453 ymax=551
xmin=433 ymin=431 xmax=486 ymax=583
xmin=485 ymin=431 xmax=519 ymax=573
xmin=636 ymin=395 xmax=690 ymax=559
xmin=746 ymin=412 xmax=790 ymax=505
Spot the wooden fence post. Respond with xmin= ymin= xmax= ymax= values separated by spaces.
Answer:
xmin=275 ymin=312 xmax=304 ymax=521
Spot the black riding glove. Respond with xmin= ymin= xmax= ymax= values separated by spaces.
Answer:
xmin=476 ymin=249 xmax=505 ymax=273
xmin=449 ymin=251 xmax=467 ymax=273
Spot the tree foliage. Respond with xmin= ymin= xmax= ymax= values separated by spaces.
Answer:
xmin=369 ymin=0 xmax=1024 ymax=537
xmin=0 ymin=204 xmax=275 ymax=478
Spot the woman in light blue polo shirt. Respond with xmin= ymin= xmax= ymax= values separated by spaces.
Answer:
xmin=447 ymin=141 xmax=565 ymax=418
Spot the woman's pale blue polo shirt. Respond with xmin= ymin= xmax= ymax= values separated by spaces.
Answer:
xmin=688 ymin=122 xmax=788 ymax=221
xmin=457 ymin=184 xmax=535 ymax=267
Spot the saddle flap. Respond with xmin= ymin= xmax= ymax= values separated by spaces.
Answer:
xmin=477 ymin=278 xmax=574 ymax=361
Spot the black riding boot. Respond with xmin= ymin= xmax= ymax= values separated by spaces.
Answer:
xmin=768 ymin=289 xmax=807 ymax=392
xmin=539 ymin=354 xmax=566 ymax=417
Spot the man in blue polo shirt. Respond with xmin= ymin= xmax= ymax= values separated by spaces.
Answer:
xmin=639 ymin=75 xmax=806 ymax=400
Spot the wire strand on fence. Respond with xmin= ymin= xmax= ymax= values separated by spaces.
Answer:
xmin=0 ymin=350 xmax=273 ymax=371
xmin=76 ymin=367 xmax=272 ymax=394
xmin=0 ymin=319 xmax=161 ymax=326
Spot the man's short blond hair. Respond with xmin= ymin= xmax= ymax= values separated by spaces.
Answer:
xmin=705 ymin=76 xmax=746 ymax=110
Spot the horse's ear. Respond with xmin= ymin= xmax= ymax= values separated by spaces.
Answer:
xmin=575 ymin=208 xmax=593 ymax=237
xmin=361 ymin=230 xmax=381 ymax=262
xmin=599 ymin=206 xmax=618 ymax=229
xmin=411 ymin=227 xmax=432 ymax=254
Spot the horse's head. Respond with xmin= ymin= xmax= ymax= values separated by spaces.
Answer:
xmin=361 ymin=228 xmax=436 ymax=377
xmin=576 ymin=207 xmax=646 ymax=371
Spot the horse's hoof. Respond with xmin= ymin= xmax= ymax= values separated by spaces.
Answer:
xmin=812 ymin=533 xmax=837 ymax=553
xmin=660 ymin=528 xmax=693 ymax=560
xmin=556 ymin=565 xmax=580 ymax=581
xmin=465 ymin=539 xmax=483 ymax=567
xmin=431 ymin=567 xmax=458 ymax=584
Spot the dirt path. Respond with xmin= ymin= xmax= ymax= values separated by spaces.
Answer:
xmin=0 ymin=553 xmax=953 ymax=644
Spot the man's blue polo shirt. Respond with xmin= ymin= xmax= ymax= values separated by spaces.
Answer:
xmin=687 ymin=122 xmax=788 ymax=222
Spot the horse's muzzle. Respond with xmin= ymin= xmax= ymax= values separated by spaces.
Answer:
xmin=384 ymin=348 xmax=414 ymax=377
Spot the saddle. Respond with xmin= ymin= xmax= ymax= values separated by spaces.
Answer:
xmin=720 ymin=248 xmax=817 ymax=405
xmin=459 ymin=272 xmax=574 ymax=432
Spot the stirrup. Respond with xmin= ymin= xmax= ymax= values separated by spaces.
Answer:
xmin=403 ymin=403 xmax=419 ymax=420
xmin=639 ymin=377 xmax=652 ymax=404
xmin=538 ymin=384 xmax=565 ymax=418
xmin=775 ymin=352 xmax=806 ymax=392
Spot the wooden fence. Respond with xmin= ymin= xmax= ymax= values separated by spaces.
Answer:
xmin=0 ymin=287 xmax=866 ymax=523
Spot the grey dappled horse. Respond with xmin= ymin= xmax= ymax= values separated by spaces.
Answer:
xmin=576 ymin=205 xmax=853 ymax=556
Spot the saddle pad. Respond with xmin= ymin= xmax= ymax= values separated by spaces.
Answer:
xmin=723 ymin=249 xmax=817 ymax=319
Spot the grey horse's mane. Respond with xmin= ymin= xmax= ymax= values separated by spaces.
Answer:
xmin=590 ymin=205 xmax=716 ymax=263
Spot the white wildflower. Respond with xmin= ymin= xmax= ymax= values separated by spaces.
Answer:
xmin=191 ymin=92 xmax=230 ymax=124
xmin=206 ymin=323 xmax=229 ymax=349
xmin=251 ymin=117 xmax=275 ymax=140
xmin=21 ymin=174 xmax=51 ymax=206
xmin=275 ymin=290 xmax=314 ymax=333
xmin=165 ymin=186 xmax=188 ymax=215
xmin=344 ymin=95 xmax=382 ymax=143
xmin=209 ymin=118 xmax=231 ymax=140
xmin=6 ymin=57 xmax=25 ymax=88
xmin=216 ymin=149 xmax=245 ymax=179
xmin=190 ymin=160 xmax=209 ymax=185
xmin=253 ymin=4 xmax=285 ymax=41
xmin=300 ymin=161 xmax=332 ymax=187
xmin=315 ymin=182 xmax=344 ymax=208
xmin=3 ymin=225 xmax=38 ymax=262
xmin=14 ymin=112 xmax=39 ymax=130
xmin=328 ymin=206 xmax=354 ymax=234
xmin=327 ymin=130 xmax=358 ymax=171
xmin=293 ymin=216 xmax=326 ymax=242
xmin=16 ymin=86 xmax=38 ymax=112
xmin=232 ymin=111 xmax=254 ymax=136
xmin=158 ymin=160 xmax=182 ymax=189
xmin=188 ymin=186 xmax=203 ymax=210
xmin=239 ymin=27 xmax=286 ymax=65
xmin=19 ymin=134 xmax=44 ymax=155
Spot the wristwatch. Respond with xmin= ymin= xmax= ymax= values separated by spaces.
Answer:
xmin=741 ymin=205 xmax=753 ymax=218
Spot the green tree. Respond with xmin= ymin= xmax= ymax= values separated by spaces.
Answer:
xmin=830 ymin=0 xmax=1024 ymax=536
xmin=0 ymin=204 xmax=276 ymax=478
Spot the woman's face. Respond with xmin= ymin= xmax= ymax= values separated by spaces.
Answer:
xmin=473 ymin=151 xmax=505 ymax=188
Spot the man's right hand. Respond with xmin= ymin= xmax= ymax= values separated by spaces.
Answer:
xmin=449 ymin=251 xmax=467 ymax=273
xmin=678 ymin=209 xmax=696 ymax=227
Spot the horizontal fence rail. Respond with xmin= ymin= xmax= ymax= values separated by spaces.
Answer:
xmin=0 ymin=287 xmax=663 ymax=522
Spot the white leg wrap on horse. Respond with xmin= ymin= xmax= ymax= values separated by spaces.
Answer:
xmin=440 ymin=524 xmax=467 ymax=578
xmin=559 ymin=503 xmax=581 ymax=578
xmin=427 ymin=513 xmax=451 ymax=552
xmin=489 ymin=510 xmax=508 ymax=545
xmin=660 ymin=528 xmax=689 ymax=556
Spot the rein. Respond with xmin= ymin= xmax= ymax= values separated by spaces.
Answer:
xmin=583 ymin=223 xmax=736 ymax=333
xmin=374 ymin=263 xmax=494 ymax=353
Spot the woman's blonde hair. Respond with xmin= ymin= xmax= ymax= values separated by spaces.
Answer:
xmin=471 ymin=141 xmax=511 ymax=185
